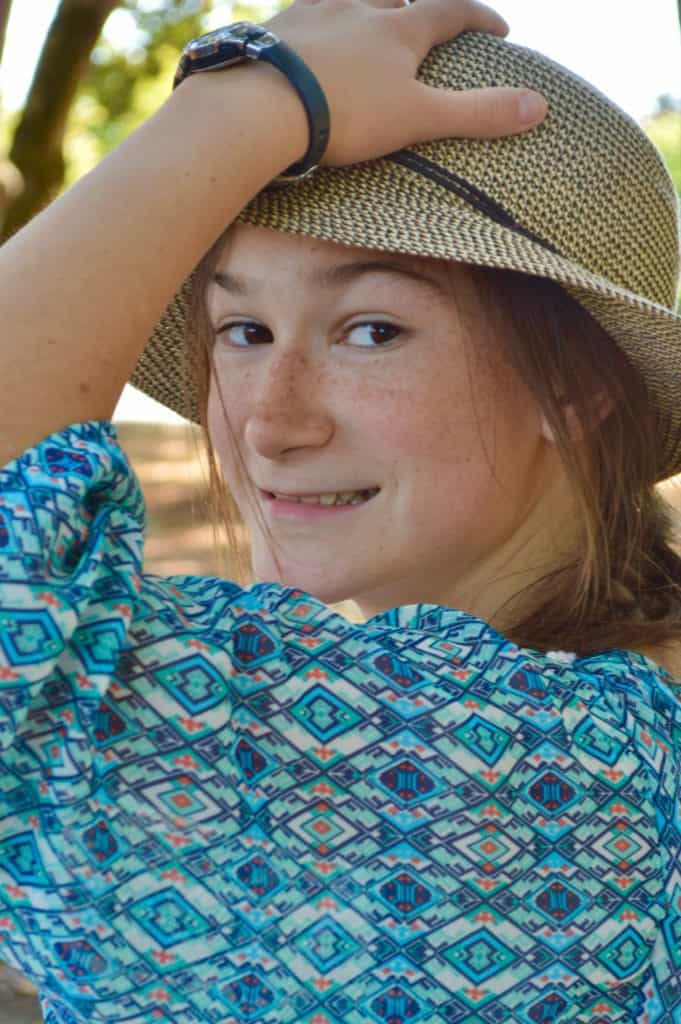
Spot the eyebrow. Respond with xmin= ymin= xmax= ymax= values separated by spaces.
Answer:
xmin=212 ymin=259 xmax=451 ymax=301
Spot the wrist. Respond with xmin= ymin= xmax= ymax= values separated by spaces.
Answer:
xmin=171 ymin=60 xmax=309 ymax=180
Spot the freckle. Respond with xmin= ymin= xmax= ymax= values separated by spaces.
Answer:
xmin=79 ymin=381 xmax=90 ymax=395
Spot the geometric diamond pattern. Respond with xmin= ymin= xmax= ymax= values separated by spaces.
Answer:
xmin=233 ymin=851 xmax=284 ymax=901
xmin=453 ymin=714 xmax=511 ymax=765
xmin=129 ymin=888 xmax=211 ymax=948
xmin=444 ymin=927 xmax=517 ymax=982
xmin=214 ymin=969 xmax=278 ymax=1020
xmin=294 ymin=915 xmax=360 ymax=972
xmin=364 ymin=983 xmax=427 ymax=1024
xmin=595 ymin=924 xmax=651 ymax=980
xmin=372 ymin=868 xmax=439 ymax=919
xmin=290 ymin=684 xmax=363 ymax=741
xmin=529 ymin=876 xmax=586 ymax=925
xmin=525 ymin=768 xmax=582 ymax=815
xmin=0 ymin=420 xmax=679 ymax=1024
xmin=372 ymin=756 xmax=445 ymax=805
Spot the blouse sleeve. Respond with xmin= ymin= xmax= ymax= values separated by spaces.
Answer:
xmin=0 ymin=420 xmax=146 ymax=755
xmin=0 ymin=420 xmax=679 ymax=1024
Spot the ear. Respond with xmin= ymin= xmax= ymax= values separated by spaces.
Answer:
xmin=540 ymin=391 xmax=614 ymax=445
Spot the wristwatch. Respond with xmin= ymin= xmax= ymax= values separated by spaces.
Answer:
xmin=173 ymin=23 xmax=330 ymax=187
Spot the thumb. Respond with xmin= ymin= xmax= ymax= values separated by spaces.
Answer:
xmin=411 ymin=83 xmax=548 ymax=140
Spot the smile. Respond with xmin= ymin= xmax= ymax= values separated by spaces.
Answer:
xmin=271 ymin=487 xmax=379 ymax=506
xmin=260 ymin=488 xmax=380 ymax=519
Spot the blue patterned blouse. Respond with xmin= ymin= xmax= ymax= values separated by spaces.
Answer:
xmin=0 ymin=420 xmax=679 ymax=1024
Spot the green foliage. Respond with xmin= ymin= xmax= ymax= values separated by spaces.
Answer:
xmin=0 ymin=106 xmax=21 ymax=157
xmin=64 ymin=0 xmax=281 ymax=184
xmin=642 ymin=109 xmax=681 ymax=312
xmin=643 ymin=110 xmax=681 ymax=195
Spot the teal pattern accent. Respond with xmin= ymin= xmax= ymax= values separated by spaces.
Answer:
xmin=0 ymin=420 xmax=679 ymax=1024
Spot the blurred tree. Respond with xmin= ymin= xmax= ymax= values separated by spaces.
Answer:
xmin=0 ymin=0 xmax=277 ymax=237
xmin=0 ymin=0 xmax=22 ymax=217
xmin=643 ymin=106 xmax=681 ymax=193
xmin=655 ymin=93 xmax=681 ymax=115
xmin=644 ymin=105 xmax=681 ymax=312
xmin=65 ymin=0 xmax=276 ymax=181
xmin=1 ymin=0 xmax=122 ymax=240
xmin=0 ymin=0 xmax=11 ymax=65
xmin=68 ymin=0 xmax=213 ymax=174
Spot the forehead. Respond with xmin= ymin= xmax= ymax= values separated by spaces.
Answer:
xmin=219 ymin=223 xmax=466 ymax=290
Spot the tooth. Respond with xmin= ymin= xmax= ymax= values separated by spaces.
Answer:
xmin=274 ymin=488 xmax=377 ymax=506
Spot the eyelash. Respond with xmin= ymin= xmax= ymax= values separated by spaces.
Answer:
xmin=215 ymin=320 xmax=404 ymax=349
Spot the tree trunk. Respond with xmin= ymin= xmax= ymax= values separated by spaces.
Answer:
xmin=2 ymin=0 xmax=120 ymax=241
xmin=0 ymin=0 xmax=12 ymax=66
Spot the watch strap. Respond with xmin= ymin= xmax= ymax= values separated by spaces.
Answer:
xmin=174 ymin=24 xmax=330 ymax=187
xmin=257 ymin=39 xmax=330 ymax=186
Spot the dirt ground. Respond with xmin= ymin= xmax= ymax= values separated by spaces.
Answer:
xmin=0 ymin=965 xmax=41 ymax=1024
xmin=117 ymin=420 xmax=234 ymax=580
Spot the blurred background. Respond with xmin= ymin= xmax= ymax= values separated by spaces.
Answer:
xmin=0 ymin=1 xmax=680 ymax=1019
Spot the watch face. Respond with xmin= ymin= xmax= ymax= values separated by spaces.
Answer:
xmin=251 ymin=31 xmax=278 ymax=49
xmin=187 ymin=23 xmax=253 ymax=58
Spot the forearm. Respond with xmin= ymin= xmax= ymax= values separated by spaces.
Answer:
xmin=0 ymin=62 xmax=307 ymax=464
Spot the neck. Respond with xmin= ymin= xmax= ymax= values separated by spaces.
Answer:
xmin=354 ymin=462 xmax=580 ymax=633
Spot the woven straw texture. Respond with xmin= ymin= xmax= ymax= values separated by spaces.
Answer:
xmin=131 ymin=30 xmax=681 ymax=482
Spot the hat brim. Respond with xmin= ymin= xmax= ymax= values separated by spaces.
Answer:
xmin=130 ymin=187 xmax=681 ymax=481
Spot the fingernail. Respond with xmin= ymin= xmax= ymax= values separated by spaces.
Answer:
xmin=519 ymin=91 xmax=546 ymax=126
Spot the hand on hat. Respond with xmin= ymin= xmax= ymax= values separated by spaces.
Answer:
xmin=261 ymin=0 xmax=548 ymax=167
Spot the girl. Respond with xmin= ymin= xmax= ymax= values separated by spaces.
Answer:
xmin=0 ymin=1 xmax=679 ymax=1022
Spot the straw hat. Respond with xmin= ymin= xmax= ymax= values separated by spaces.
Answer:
xmin=130 ymin=30 xmax=681 ymax=482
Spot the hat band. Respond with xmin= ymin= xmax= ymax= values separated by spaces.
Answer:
xmin=386 ymin=150 xmax=561 ymax=256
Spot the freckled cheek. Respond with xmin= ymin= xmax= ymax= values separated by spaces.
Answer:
xmin=365 ymin=373 xmax=478 ymax=462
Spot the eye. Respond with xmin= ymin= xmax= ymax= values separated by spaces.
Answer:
xmin=215 ymin=320 xmax=403 ymax=348
xmin=343 ymin=322 xmax=403 ymax=347
xmin=216 ymin=322 xmax=272 ymax=346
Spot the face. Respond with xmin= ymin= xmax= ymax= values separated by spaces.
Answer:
xmin=206 ymin=223 xmax=577 ymax=625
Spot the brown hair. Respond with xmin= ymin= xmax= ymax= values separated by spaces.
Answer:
xmin=186 ymin=226 xmax=681 ymax=674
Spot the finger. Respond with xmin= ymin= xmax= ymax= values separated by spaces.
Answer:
xmin=464 ymin=0 xmax=510 ymax=36
xmin=400 ymin=0 xmax=510 ymax=46
xmin=410 ymin=82 xmax=548 ymax=139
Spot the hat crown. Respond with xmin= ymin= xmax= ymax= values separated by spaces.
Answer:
xmin=135 ymin=30 xmax=681 ymax=479
xmin=406 ymin=32 xmax=680 ymax=311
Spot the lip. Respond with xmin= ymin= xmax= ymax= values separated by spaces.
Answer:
xmin=259 ymin=488 xmax=380 ymax=520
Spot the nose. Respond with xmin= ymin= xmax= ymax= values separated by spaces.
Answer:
xmin=243 ymin=348 xmax=335 ymax=459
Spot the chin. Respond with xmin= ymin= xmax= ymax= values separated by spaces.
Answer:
xmin=251 ymin=556 xmax=355 ymax=606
